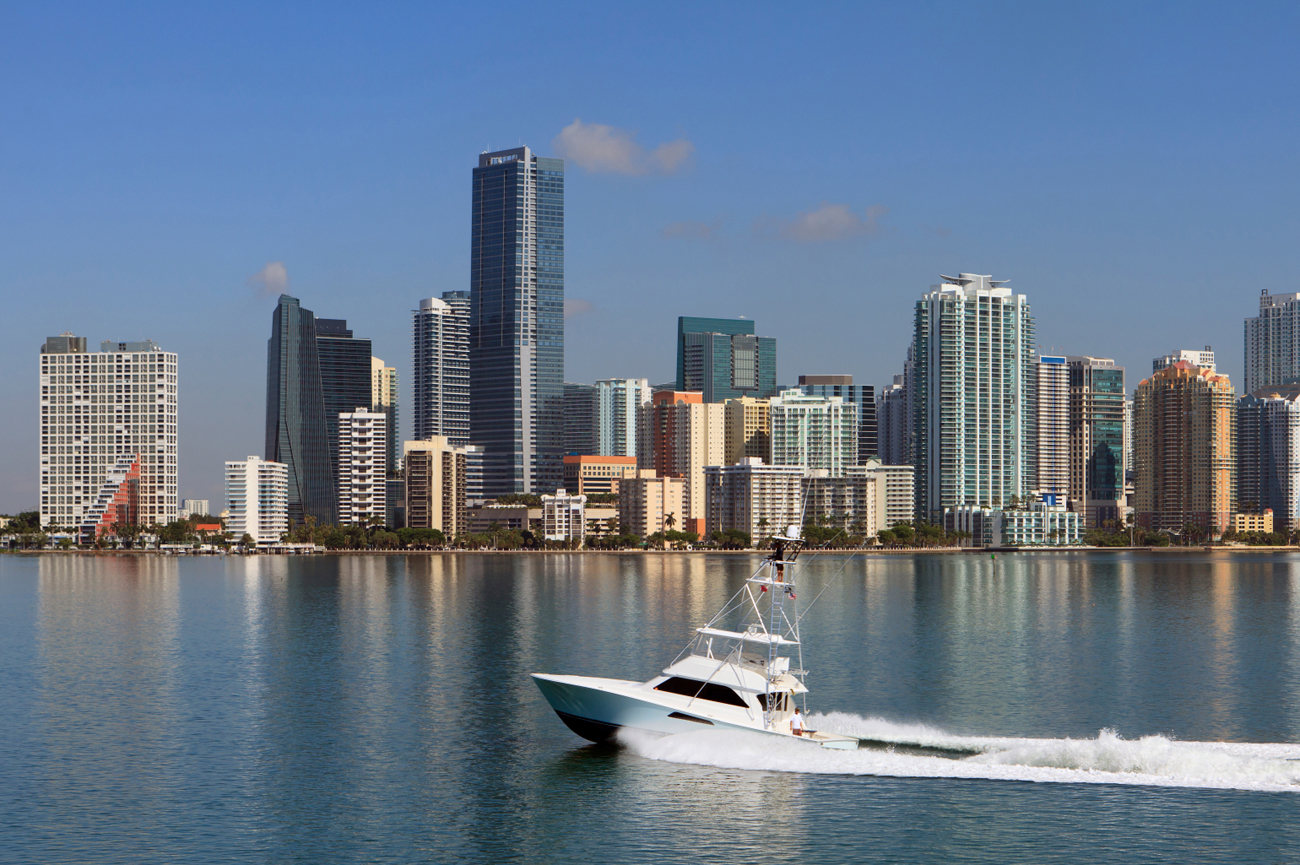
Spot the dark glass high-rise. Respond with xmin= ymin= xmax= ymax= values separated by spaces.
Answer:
xmin=315 ymin=318 xmax=373 ymax=490
xmin=265 ymin=294 xmax=335 ymax=525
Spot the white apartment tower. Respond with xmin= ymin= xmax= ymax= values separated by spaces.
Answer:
xmin=912 ymin=274 xmax=1036 ymax=522
xmin=596 ymin=377 xmax=650 ymax=458
xmin=1036 ymin=355 xmax=1070 ymax=499
xmin=338 ymin=408 xmax=388 ymax=525
xmin=1245 ymin=291 xmax=1300 ymax=394
xmin=542 ymin=488 xmax=587 ymax=543
xmin=39 ymin=334 xmax=179 ymax=530
xmin=225 ymin=457 xmax=288 ymax=544
xmin=413 ymin=293 xmax=470 ymax=447
xmin=769 ymin=389 xmax=858 ymax=475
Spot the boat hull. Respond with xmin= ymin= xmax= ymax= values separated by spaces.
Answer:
xmin=532 ymin=673 xmax=756 ymax=742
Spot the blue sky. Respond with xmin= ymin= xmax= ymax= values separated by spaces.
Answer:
xmin=3 ymin=2 xmax=1298 ymax=511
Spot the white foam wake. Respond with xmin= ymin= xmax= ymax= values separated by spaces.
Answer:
xmin=615 ymin=713 xmax=1300 ymax=793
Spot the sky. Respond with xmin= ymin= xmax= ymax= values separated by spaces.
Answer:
xmin=2 ymin=1 xmax=1299 ymax=512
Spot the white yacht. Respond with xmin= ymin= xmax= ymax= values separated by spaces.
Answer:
xmin=533 ymin=529 xmax=859 ymax=750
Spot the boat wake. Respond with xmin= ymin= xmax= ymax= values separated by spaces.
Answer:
xmin=615 ymin=712 xmax=1300 ymax=793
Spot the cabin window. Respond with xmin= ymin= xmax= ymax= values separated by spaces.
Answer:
xmin=756 ymin=692 xmax=792 ymax=712
xmin=654 ymin=677 xmax=749 ymax=708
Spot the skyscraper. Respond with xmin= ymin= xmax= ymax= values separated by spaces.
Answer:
xmin=562 ymin=383 xmax=598 ymax=455
xmin=596 ymin=378 xmax=651 ymax=458
xmin=1245 ymin=290 xmax=1300 ymax=394
xmin=1236 ymin=384 xmax=1300 ymax=530
xmin=1133 ymin=361 xmax=1236 ymax=535
xmin=1035 ymin=356 xmax=1069 ymax=499
xmin=1068 ymin=356 xmax=1126 ymax=527
xmin=797 ymin=375 xmax=876 ymax=462
xmin=266 ymin=294 xmax=334 ymax=524
xmin=315 ymin=318 xmax=372 ymax=493
xmin=40 ymin=334 xmax=180 ymax=531
xmin=470 ymin=146 xmax=564 ymax=495
xmin=676 ymin=317 xmax=777 ymax=402
xmin=912 ymin=274 xmax=1036 ymax=522
xmin=876 ymin=376 xmax=909 ymax=467
xmin=412 ymin=293 xmax=470 ymax=447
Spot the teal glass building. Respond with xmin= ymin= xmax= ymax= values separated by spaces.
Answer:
xmin=675 ymin=316 xmax=777 ymax=402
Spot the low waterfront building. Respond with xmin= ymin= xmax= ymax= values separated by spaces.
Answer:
xmin=1232 ymin=510 xmax=1275 ymax=534
xmin=224 ymin=456 xmax=289 ymax=545
xmin=338 ymin=408 xmax=388 ymax=526
xmin=466 ymin=504 xmax=539 ymax=534
xmin=857 ymin=460 xmax=915 ymax=530
xmin=703 ymin=459 xmax=804 ymax=543
xmin=562 ymin=454 xmax=637 ymax=496
xmin=943 ymin=498 xmax=1082 ymax=547
xmin=79 ymin=455 xmax=141 ymax=544
xmin=542 ymin=489 xmax=587 ymax=544
xmin=803 ymin=471 xmax=877 ymax=540
xmin=584 ymin=505 xmax=619 ymax=539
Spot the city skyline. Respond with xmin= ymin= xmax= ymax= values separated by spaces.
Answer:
xmin=5 ymin=4 xmax=1300 ymax=510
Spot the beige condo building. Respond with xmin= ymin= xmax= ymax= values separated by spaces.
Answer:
xmin=1133 ymin=361 xmax=1236 ymax=535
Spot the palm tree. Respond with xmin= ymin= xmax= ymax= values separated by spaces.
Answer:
xmin=664 ymin=512 xmax=676 ymax=532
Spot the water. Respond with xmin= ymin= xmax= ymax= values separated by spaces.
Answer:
xmin=1 ymin=551 xmax=1298 ymax=863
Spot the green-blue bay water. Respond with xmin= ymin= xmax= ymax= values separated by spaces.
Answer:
xmin=1 ymin=551 xmax=1298 ymax=863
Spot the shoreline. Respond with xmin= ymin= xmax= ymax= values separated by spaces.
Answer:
xmin=6 ymin=546 xmax=1300 ymax=557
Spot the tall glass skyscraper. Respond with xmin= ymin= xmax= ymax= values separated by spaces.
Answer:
xmin=470 ymin=146 xmax=564 ymax=495
xmin=912 ymin=274 xmax=1037 ymax=522
xmin=676 ymin=316 xmax=777 ymax=402
xmin=266 ymin=294 xmax=334 ymax=525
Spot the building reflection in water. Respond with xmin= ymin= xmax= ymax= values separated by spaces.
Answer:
xmin=35 ymin=554 xmax=182 ymax=817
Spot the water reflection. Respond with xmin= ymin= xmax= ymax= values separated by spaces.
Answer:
xmin=5 ymin=552 xmax=1300 ymax=864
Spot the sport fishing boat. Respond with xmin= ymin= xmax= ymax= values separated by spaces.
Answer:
xmin=532 ymin=527 xmax=860 ymax=750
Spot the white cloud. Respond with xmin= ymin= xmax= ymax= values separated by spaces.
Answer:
xmin=248 ymin=261 xmax=288 ymax=295
xmin=757 ymin=203 xmax=889 ymax=243
xmin=553 ymin=119 xmax=694 ymax=175
xmin=564 ymin=298 xmax=595 ymax=318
